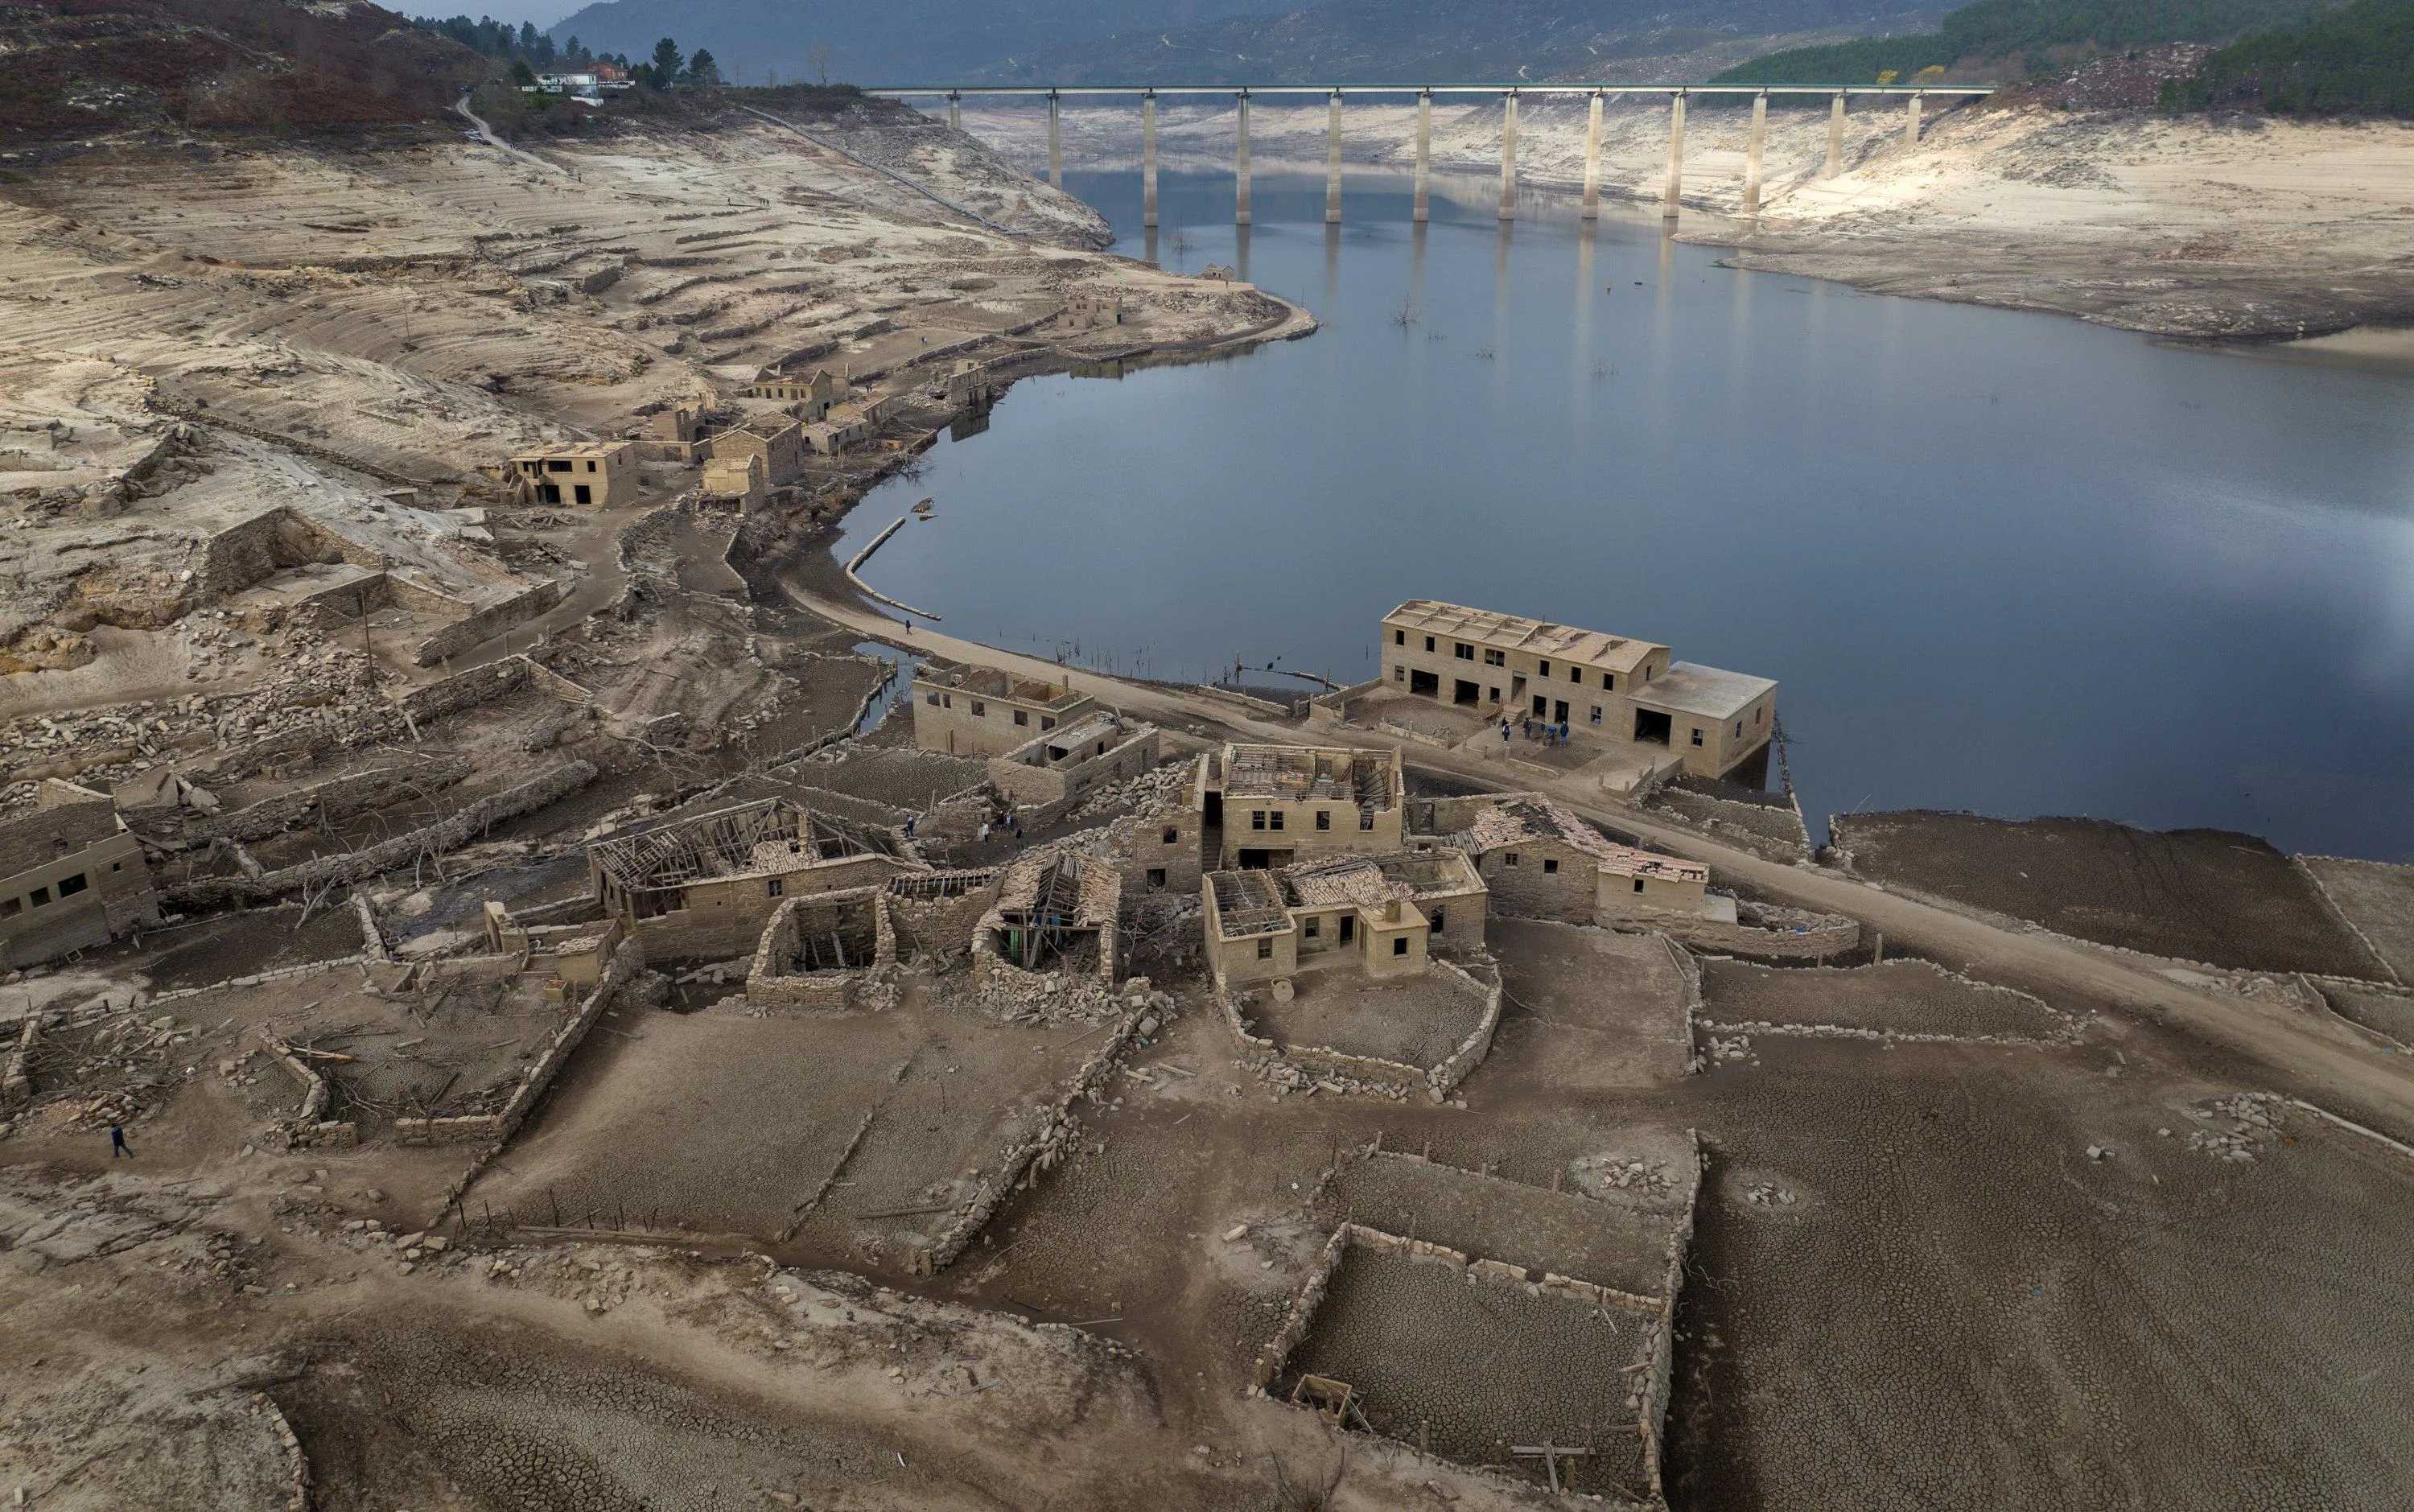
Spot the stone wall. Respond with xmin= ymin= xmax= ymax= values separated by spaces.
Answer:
xmin=418 ymin=938 xmax=642 ymax=1176
xmin=1647 ymin=900 xmax=1860 ymax=961
xmin=164 ymin=760 xmax=596 ymax=907
xmin=743 ymin=888 xmax=895 ymax=1014
xmin=197 ymin=507 xmax=382 ymax=599
xmin=1105 ymin=802 xmax=1201 ymax=900
xmin=884 ymin=871 xmax=1003 ymax=964
xmin=411 ymin=579 xmax=564 ymax=667
xmin=912 ymin=994 xmax=1152 ymax=1276
xmin=2 ymin=1012 xmax=38 ymax=1108
xmin=258 ymin=1031 xmax=359 ymax=1149
xmin=205 ymin=757 xmax=472 ymax=843
xmin=988 ymin=727 xmax=1160 ymax=809
xmin=397 ymin=656 xmax=531 ymax=723
xmin=1476 ymin=836 xmax=1600 ymax=922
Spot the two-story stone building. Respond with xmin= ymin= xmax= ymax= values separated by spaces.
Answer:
xmin=1193 ymin=744 xmax=1404 ymax=870
xmin=1378 ymin=599 xmax=1777 ymax=780
xmin=0 ymin=783 xmax=159 ymax=969
xmin=910 ymin=661 xmax=1099 ymax=758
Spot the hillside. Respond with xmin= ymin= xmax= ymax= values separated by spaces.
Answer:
xmin=2165 ymin=0 xmax=2414 ymax=113
xmin=1712 ymin=0 xmax=2334 ymax=84
xmin=0 ymin=0 xmax=488 ymax=144
xmin=966 ymin=0 xmax=1944 ymax=84
xmin=541 ymin=0 xmax=1285 ymax=87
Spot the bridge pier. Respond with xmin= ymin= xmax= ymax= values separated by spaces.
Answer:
xmin=1824 ymin=92 xmax=1846 ymax=176
xmin=1905 ymin=90 xmax=1923 ymax=147
xmin=1413 ymin=89 xmax=1432 ymax=224
xmin=1142 ymin=92 xmax=1158 ymax=228
xmin=1580 ymin=90 xmax=1604 ymax=220
xmin=1662 ymin=90 xmax=1686 ymax=219
xmin=1235 ymin=90 xmax=1252 ymax=225
xmin=1498 ymin=90 xmax=1518 ymax=220
xmin=1326 ymin=89 xmax=1344 ymax=224
xmin=1743 ymin=89 xmax=1767 ymax=215
xmin=1046 ymin=90 xmax=1062 ymax=190
xmin=947 ymin=91 xmax=960 ymax=133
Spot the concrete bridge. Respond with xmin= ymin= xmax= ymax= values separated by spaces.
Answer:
xmin=872 ymin=82 xmax=1998 ymax=226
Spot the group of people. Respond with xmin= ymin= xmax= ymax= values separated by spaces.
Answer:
xmin=978 ymin=809 xmax=1020 ymax=845
xmin=1504 ymin=715 xmax=1573 ymax=748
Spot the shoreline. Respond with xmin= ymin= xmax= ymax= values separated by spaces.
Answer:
xmin=960 ymin=95 xmax=2414 ymax=342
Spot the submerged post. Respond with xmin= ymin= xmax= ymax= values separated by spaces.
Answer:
xmin=1662 ymin=90 xmax=1686 ymax=219
xmin=1047 ymin=89 xmax=1062 ymax=189
xmin=947 ymin=90 xmax=961 ymax=133
xmin=1743 ymin=89 xmax=1767 ymax=215
xmin=1580 ymin=89 xmax=1605 ymax=220
xmin=1326 ymin=89 xmax=1344 ymax=224
xmin=1498 ymin=89 xmax=1518 ymax=220
xmin=1142 ymin=90 xmax=1159 ymax=229
xmin=1412 ymin=89 xmax=1432 ymax=223
xmin=1905 ymin=90 xmax=1923 ymax=147
xmin=1824 ymin=92 xmax=1846 ymax=177
xmin=1235 ymin=89 xmax=1252 ymax=225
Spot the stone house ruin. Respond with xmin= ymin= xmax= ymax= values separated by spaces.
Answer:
xmin=588 ymin=797 xmax=916 ymax=958
xmin=709 ymin=418 xmax=806 ymax=486
xmin=973 ymin=849 xmax=1120 ymax=986
xmin=987 ymin=711 xmax=1160 ymax=812
xmin=1380 ymin=599 xmax=1777 ymax=780
xmin=1467 ymin=797 xmax=1712 ymax=922
xmin=744 ymin=886 xmax=893 ymax=1012
xmin=1102 ymin=781 xmax=1204 ymax=900
xmin=507 ymin=440 xmax=639 ymax=508
xmin=912 ymin=660 xmax=1098 ymax=757
xmin=944 ymin=360 xmax=993 ymax=407
xmin=639 ymin=404 xmax=706 ymax=460
xmin=699 ymin=452 xmax=766 ymax=509
xmin=1196 ymin=744 xmax=1404 ymax=869
xmin=884 ymin=868 xmax=1004 ymax=965
xmin=1061 ymin=295 xmax=1123 ymax=329
xmin=0 ymin=781 xmax=159 ymax=969
xmin=1201 ymin=849 xmax=1484 ymax=990
xmin=743 ymin=366 xmax=846 ymax=420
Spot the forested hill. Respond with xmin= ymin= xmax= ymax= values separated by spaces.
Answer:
xmin=1711 ymin=0 xmax=2335 ymax=84
xmin=544 ymin=0 xmax=1941 ymax=88
xmin=2163 ymin=0 xmax=2414 ymax=113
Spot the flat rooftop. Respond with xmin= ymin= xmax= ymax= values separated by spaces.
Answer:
xmin=1220 ymin=745 xmax=1399 ymax=808
xmin=915 ymin=660 xmax=1089 ymax=711
xmin=1284 ymin=851 xmax=1481 ymax=911
xmin=1631 ymin=661 xmax=1778 ymax=721
xmin=1386 ymin=599 xmax=1663 ymax=673
xmin=510 ymin=440 xmax=630 ymax=461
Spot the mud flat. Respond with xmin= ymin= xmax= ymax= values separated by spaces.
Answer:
xmin=1830 ymin=810 xmax=2386 ymax=977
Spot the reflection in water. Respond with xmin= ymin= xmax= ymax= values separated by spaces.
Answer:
xmin=839 ymin=168 xmax=2414 ymax=860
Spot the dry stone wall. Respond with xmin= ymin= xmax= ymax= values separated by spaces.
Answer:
xmin=164 ymin=760 xmax=595 ymax=907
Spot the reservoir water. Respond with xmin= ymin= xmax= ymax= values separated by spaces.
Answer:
xmin=841 ymin=167 xmax=2414 ymax=862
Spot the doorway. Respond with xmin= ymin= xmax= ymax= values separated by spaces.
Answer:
xmin=1634 ymin=708 xmax=1672 ymax=745
xmin=1453 ymin=679 xmax=1481 ymax=707
xmin=1410 ymin=669 xmax=1440 ymax=697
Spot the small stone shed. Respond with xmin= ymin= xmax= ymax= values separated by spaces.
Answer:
xmin=973 ymin=849 xmax=1121 ymax=986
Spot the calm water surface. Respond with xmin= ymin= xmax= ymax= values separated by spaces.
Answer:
xmin=838 ymin=168 xmax=2414 ymax=861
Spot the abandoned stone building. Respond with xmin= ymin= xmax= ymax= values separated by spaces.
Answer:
xmin=1103 ymin=786 xmax=1204 ymax=900
xmin=806 ymin=396 xmax=889 ymax=456
xmin=1201 ymin=847 xmax=1481 ymax=989
xmin=987 ymin=712 xmax=1160 ymax=811
xmin=1380 ymin=599 xmax=1778 ymax=780
xmin=0 ymin=782 xmax=159 ymax=969
xmin=944 ymin=359 xmax=993 ymax=407
xmin=709 ymin=418 xmax=806 ymax=487
xmin=699 ymin=452 xmax=766 ymax=509
xmin=587 ymin=797 xmax=917 ymax=958
xmin=743 ymin=367 xmax=846 ymax=419
xmin=507 ymin=441 xmax=640 ymax=508
xmin=638 ymin=405 xmax=706 ymax=462
xmin=1061 ymin=295 xmax=1123 ymax=330
xmin=1464 ymin=796 xmax=1712 ymax=924
xmin=973 ymin=849 xmax=1121 ymax=985
xmin=1195 ymin=744 xmax=1405 ymax=869
xmin=911 ymin=661 xmax=1098 ymax=758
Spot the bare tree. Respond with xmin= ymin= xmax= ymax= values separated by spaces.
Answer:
xmin=806 ymin=41 xmax=835 ymax=85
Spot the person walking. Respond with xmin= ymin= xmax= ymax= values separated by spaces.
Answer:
xmin=978 ymin=821 xmax=991 ymax=843
xmin=109 ymin=1124 xmax=130 ymax=1159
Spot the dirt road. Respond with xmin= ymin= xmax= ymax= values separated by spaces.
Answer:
xmin=784 ymin=575 xmax=2414 ymax=1135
